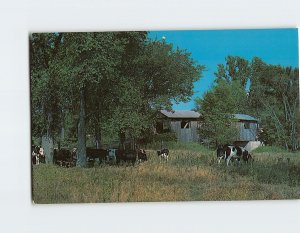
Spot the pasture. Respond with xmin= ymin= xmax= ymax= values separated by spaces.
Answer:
xmin=32 ymin=143 xmax=300 ymax=203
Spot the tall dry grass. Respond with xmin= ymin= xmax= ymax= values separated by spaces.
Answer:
xmin=32 ymin=145 xmax=300 ymax=203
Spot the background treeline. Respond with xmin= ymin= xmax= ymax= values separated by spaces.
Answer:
xmin=195 ymin=56 xmax=299 ymax=151
xmin=30 ymin=32 xmax=204 ymax=167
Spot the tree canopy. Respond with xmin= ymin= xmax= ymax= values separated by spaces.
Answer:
xmin=30 ymin=32 xmax=204 ymax=166
xmin=196 ymin=55 xmax=299 ymax=150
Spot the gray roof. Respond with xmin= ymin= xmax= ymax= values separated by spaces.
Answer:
xmin=160 ymin=110 xmax=201 ymax=119
xmin=234 ymin=114 xmax=258 ymax=121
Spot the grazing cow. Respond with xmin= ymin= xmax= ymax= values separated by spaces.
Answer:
xmin=157 ymin=148 xmax=169 ymax=162
xmin=53 ymin=148 xmax=73 ymax=167
xmin=217 ymin=145 xmax=226 ymax=164
xmin=241 ymin=149 xmax=253 ymax=163
xmin=32 ymin=145 xmax=39 ymax=165
xmin=216 ymin=144 xmax=238 ymax=166
xmin=137 ymin=149 xmax=147 ymax=163
xmin=86 ymin=148 xmax=107 ymax=164
xmin=38 ymin=147 xmax=46 ymax=163
xmin=217 ymin=145 xmax=253 ymax=166
xmin=31 ymin=145 xmax=46 ymax=165
xmin=115 ymin=149 xmax=137 ymax=165
xmin=235 ymin=146 xmax=253 ymax=163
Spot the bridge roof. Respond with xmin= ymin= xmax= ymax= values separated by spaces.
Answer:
xmin=160 ymin=110 xmax=201 ymax=119
xmin=234 ymin=113 xmax=258 ymax=121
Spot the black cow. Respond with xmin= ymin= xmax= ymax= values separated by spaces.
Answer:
xmin=53 ymin=148 xmax=74 ymax=167
xmin=236 ymin=146 xmax=253 ymax=163
xmin=115 ymin=149 xmax=137 ymax=165
xmin=86 ymin=148 xmax=107 ymax=164
xmin=157 ymin=148 xmax=169 ymax=162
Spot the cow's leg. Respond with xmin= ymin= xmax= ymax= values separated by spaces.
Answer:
xmin=217 ymin=156 xmax=224 ymax=164
xmin=226 ymin=155 xmax=233 ymax=166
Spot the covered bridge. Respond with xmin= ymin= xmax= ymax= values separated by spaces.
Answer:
xmin=156 ymin=110 xmax=201 ymax=142
xmin=156 ymin=110 xmax=259 ymax=146
xmin=233 ymin=113 xmax=259 ymax=149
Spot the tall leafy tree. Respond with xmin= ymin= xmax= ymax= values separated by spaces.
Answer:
xmin=102 ymin=38 xmax=205 ymax=145
xmin=215 ymin=56 xmax=251 ymax=88
xmin=55 ymin=32 xmax=128 ymax=167
xmin=195 ymin=80 xmax=247 ymax=146
xmin=30 ymin=33 xmax=65 ymax=162
xmin=249 ymin=57 xmax=299 ymax=150
xmin=31 ymin=32 xmax=205 ymax=167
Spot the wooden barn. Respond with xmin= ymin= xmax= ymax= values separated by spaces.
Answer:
xmin=156 ymin=110 xmax=201 ymax=142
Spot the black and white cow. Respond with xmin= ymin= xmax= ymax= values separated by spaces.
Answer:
xmin=217 ymin=145 xmax=226 ymax=164
xmin=137 ymin=149 xmax=147 ymax=163
xmin=217 ymin=145 xmax=252 ymax=166
xmin=224 ymin=145 xmax=238 ymax=166
xmin=31 ymin=145 xmax=46 ymax=165
xmin=157 ymin=148 xmax=169 ymax=162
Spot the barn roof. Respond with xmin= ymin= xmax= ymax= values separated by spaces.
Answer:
xmin=234 ymin=113 xmax=258 ymax=121
xmin=160 ymin=110 xmax=201 ymax=119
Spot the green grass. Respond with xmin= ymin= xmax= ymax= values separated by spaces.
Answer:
xmin=32 ymin=144 xmax=300 ymax=203
xmin=145 ymin=141 xmax=212 ymax=153
xmin=252 ymin=145 xmax=289 ymax=153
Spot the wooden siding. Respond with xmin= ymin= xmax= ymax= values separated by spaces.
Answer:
xmin=235 ymin=121 xmax=258 ymax=141
xmin=170 ymin=120 xmax=199 ymax=142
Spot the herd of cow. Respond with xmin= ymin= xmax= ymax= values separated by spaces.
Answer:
xmin=32 ymin=145 xmax=171 ymax=167
xmin=32 ymin=144 xmax=251 ymax=167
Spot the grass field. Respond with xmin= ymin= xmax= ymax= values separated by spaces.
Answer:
xmin=32 ymin=143 xmax=300 ymax=203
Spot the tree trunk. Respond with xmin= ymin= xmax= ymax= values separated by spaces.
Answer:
xmin=60 ymin=127 xmax=65 ymax=141
xmin=42 ymin=133 xmax=53 ymax=164
xmin=77 ymin=88 xmax=87 ymax=167
xmin=119 ymin=129 xmax=126 ymax=150
xmin=94 ymin=121 xmax=101 ymax=149
xmin=41 ymin=112 xmax=54 ymax=164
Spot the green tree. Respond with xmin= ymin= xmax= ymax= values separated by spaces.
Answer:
xmin=30 ymin=33 xmax=65 ymax=162
xmin=102 ymin=39 xmax=205 ymax=146
xmin=249 ymin=57 xmax=299 ymax=150
xmin=54 ymin=32 xmax=128 ymax=166
xmin=215 ymin=56 xmax=251 ymax=88
xmin=195 ymin=80 xmax=247 ymax=146
xmin=30 ymin=32 xmax=205 ymax=167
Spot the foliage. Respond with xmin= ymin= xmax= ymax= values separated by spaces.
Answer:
xmin=151 ymin=132 xmax=177 ymax=144
xmin=249 ymin=57 xmax=299 ymax=150
xmin=30 ymin=33 xmax=65 ymax=139
xmin=196 ymin=55 xmax=299 ymax=150
xmin=215 ymin=55 xmax=251 ymax=88
xmin=195 ymin=79 xmax=247 ymax=146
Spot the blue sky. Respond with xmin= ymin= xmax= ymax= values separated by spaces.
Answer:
xmin=149 ymin=29 xmax=299 ymax=110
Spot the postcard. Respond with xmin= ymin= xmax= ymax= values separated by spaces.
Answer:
xmin=30 ymin=29 xmax=299 ymax=203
